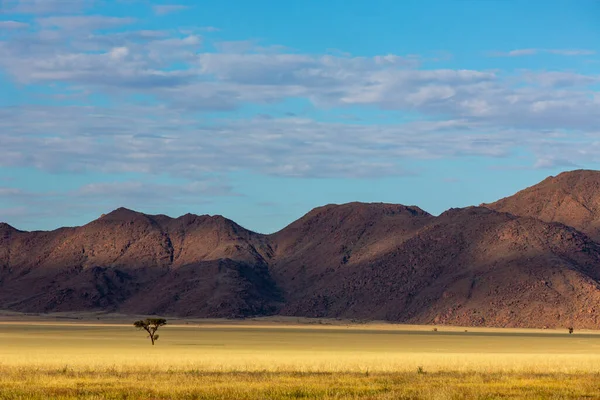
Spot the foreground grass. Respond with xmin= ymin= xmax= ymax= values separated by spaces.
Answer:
xmin=3 ymin=320 xmax=600 ymax=398
xmin=2 ymin=368 xmax=600 ymax=399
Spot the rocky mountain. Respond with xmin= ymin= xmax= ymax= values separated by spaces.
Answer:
xmin=3 ymin=170 xmax=600 ymax=328
xmin=0 ymin=208 xmax=280 ymax=318
xmin=270 ymin=202 xmax=434 ymax=317
xmin=272 ymin=206 xmax=600 ymax=328
xmin=484 ymin=170 xmax=600 ymax=241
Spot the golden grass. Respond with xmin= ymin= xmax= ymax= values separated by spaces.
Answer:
xmin=2 ymin=320 xmax=600 ymax=398
xmin=4 ymin=369 xmax=600 ymax=399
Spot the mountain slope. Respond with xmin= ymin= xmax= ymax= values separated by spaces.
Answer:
xmin=270 ymin=202 xmax=434 ymax=311
xmin=271 ymin=206 xmax=600 ymax=328
xmin=484 ymin=170 xmax=600 ymax=241
xmin=0 ymin=208 xmax=280 ymax=317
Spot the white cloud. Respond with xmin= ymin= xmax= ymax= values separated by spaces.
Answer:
xmin=0 ymin=187 xmax=24 ymax=196
xmin=198 ymin=26 xmax=220 ymax=32
xmin=74 ymin=180 xmax=235 ymax=199
xmin=489 ymin=48 xmax=596 ymax=57
xmin=2 ymin=104 xmax=597 ymax=181
xmin=522 ymin=71 xmax=599 ymax=88
xmin=37 ymin=15 xmax=135 ymax=30
xmin=499 ymin=49 xmax=538 ymax=57
xmin=214 ymin=40 xmax=258 ymax=53
xmin=1 ymin=0 xmax=92 ymax=15
xmin=152 ymin=4 xmax=189 ymax=15
xmin=374 ymin=53 xmax=419 ymax=67
xmin=0 ymin=20 xmax=28 ymax=29
xmin=1 ymin=23 xmax=599 ymax=133
xmin=547 ymin=49 xmax=596 ymax=56
xmin=0 ymin=6 xmax=600 ymax=181
xmin=533 ymin=158 xmax=579 ymax=169
xmin=108 ymin=46 xmax=129 ymax=60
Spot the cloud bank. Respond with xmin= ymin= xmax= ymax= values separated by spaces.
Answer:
xmin=1 ymin=1 xmax=600 ymax=229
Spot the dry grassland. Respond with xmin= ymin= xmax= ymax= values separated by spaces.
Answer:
xmin=1 ymin=316 xmax=600 ymax=399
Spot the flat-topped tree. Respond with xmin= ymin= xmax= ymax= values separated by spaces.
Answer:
xmin=134 ymin=318 xmax=167 ymax=345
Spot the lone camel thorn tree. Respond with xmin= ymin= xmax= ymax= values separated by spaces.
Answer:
xmin=133 ymin=318 xmax=167 ymax=345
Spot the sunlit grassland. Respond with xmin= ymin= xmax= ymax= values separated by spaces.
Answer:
xmin=2 ymin=318 xmax=600 ymax=399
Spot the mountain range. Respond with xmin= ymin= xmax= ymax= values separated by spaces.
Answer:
xmin=2 ymin=170 xmax=600 ymax=328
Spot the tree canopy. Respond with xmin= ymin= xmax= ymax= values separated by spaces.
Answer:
xmin=133 ymin=318 xmax=167 ymax=345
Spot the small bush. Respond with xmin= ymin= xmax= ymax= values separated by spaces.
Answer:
xmin=568 ymin=327 xmax=574 ymax=334
xmin=417 ymin=366 xmax=426 ymax=374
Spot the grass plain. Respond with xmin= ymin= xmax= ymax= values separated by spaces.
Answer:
xmin=2 ymin=314 xmax=600 ymax=399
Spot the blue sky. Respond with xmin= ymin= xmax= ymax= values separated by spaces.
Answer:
xmin=1 ymin=0 xmax=600 ymax=233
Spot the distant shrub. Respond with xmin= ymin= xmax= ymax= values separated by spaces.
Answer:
xmin=417 ymin=366 xmax=425 ymax=374
xmin=432 ymin=328 xmax=437 ymax=332
xmin=568 ymin=327 xmax=574 ymax=334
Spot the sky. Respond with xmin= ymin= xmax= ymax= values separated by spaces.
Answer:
xmin=1 ymin=0 xmax=600 ymax=233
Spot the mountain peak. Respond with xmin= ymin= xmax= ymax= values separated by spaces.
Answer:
xmin=304 ymin=201 xmax=431 ymax=219
xmin=554 ymin=169 xmax=600 ymax=178
xmin=0 ymin=222 xmax=16 ymax=232
xmin=484 ymin=170 xmax=600 ymax=240
xmin=98 ymin=207 xmax=149 ymax=221
xmin=538 ymin=169 xmax=600 ymax=187
xmin=107 ymin=206 xmax=141 ymax=215
xmin=175 ymin=212 xmax=238 ymax=227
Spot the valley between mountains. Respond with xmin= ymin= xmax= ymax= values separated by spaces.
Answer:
xmin=3 ymin=170 xmax=600 ymax=329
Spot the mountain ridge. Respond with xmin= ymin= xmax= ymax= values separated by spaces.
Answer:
xmin=3 ymin=169 xmax=600 ymax=328
xmin=483 ymin=169 xmax=600 ymax=241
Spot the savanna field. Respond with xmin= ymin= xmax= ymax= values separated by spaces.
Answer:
xmin=2 ymin=316 xmax=600 ymax=399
